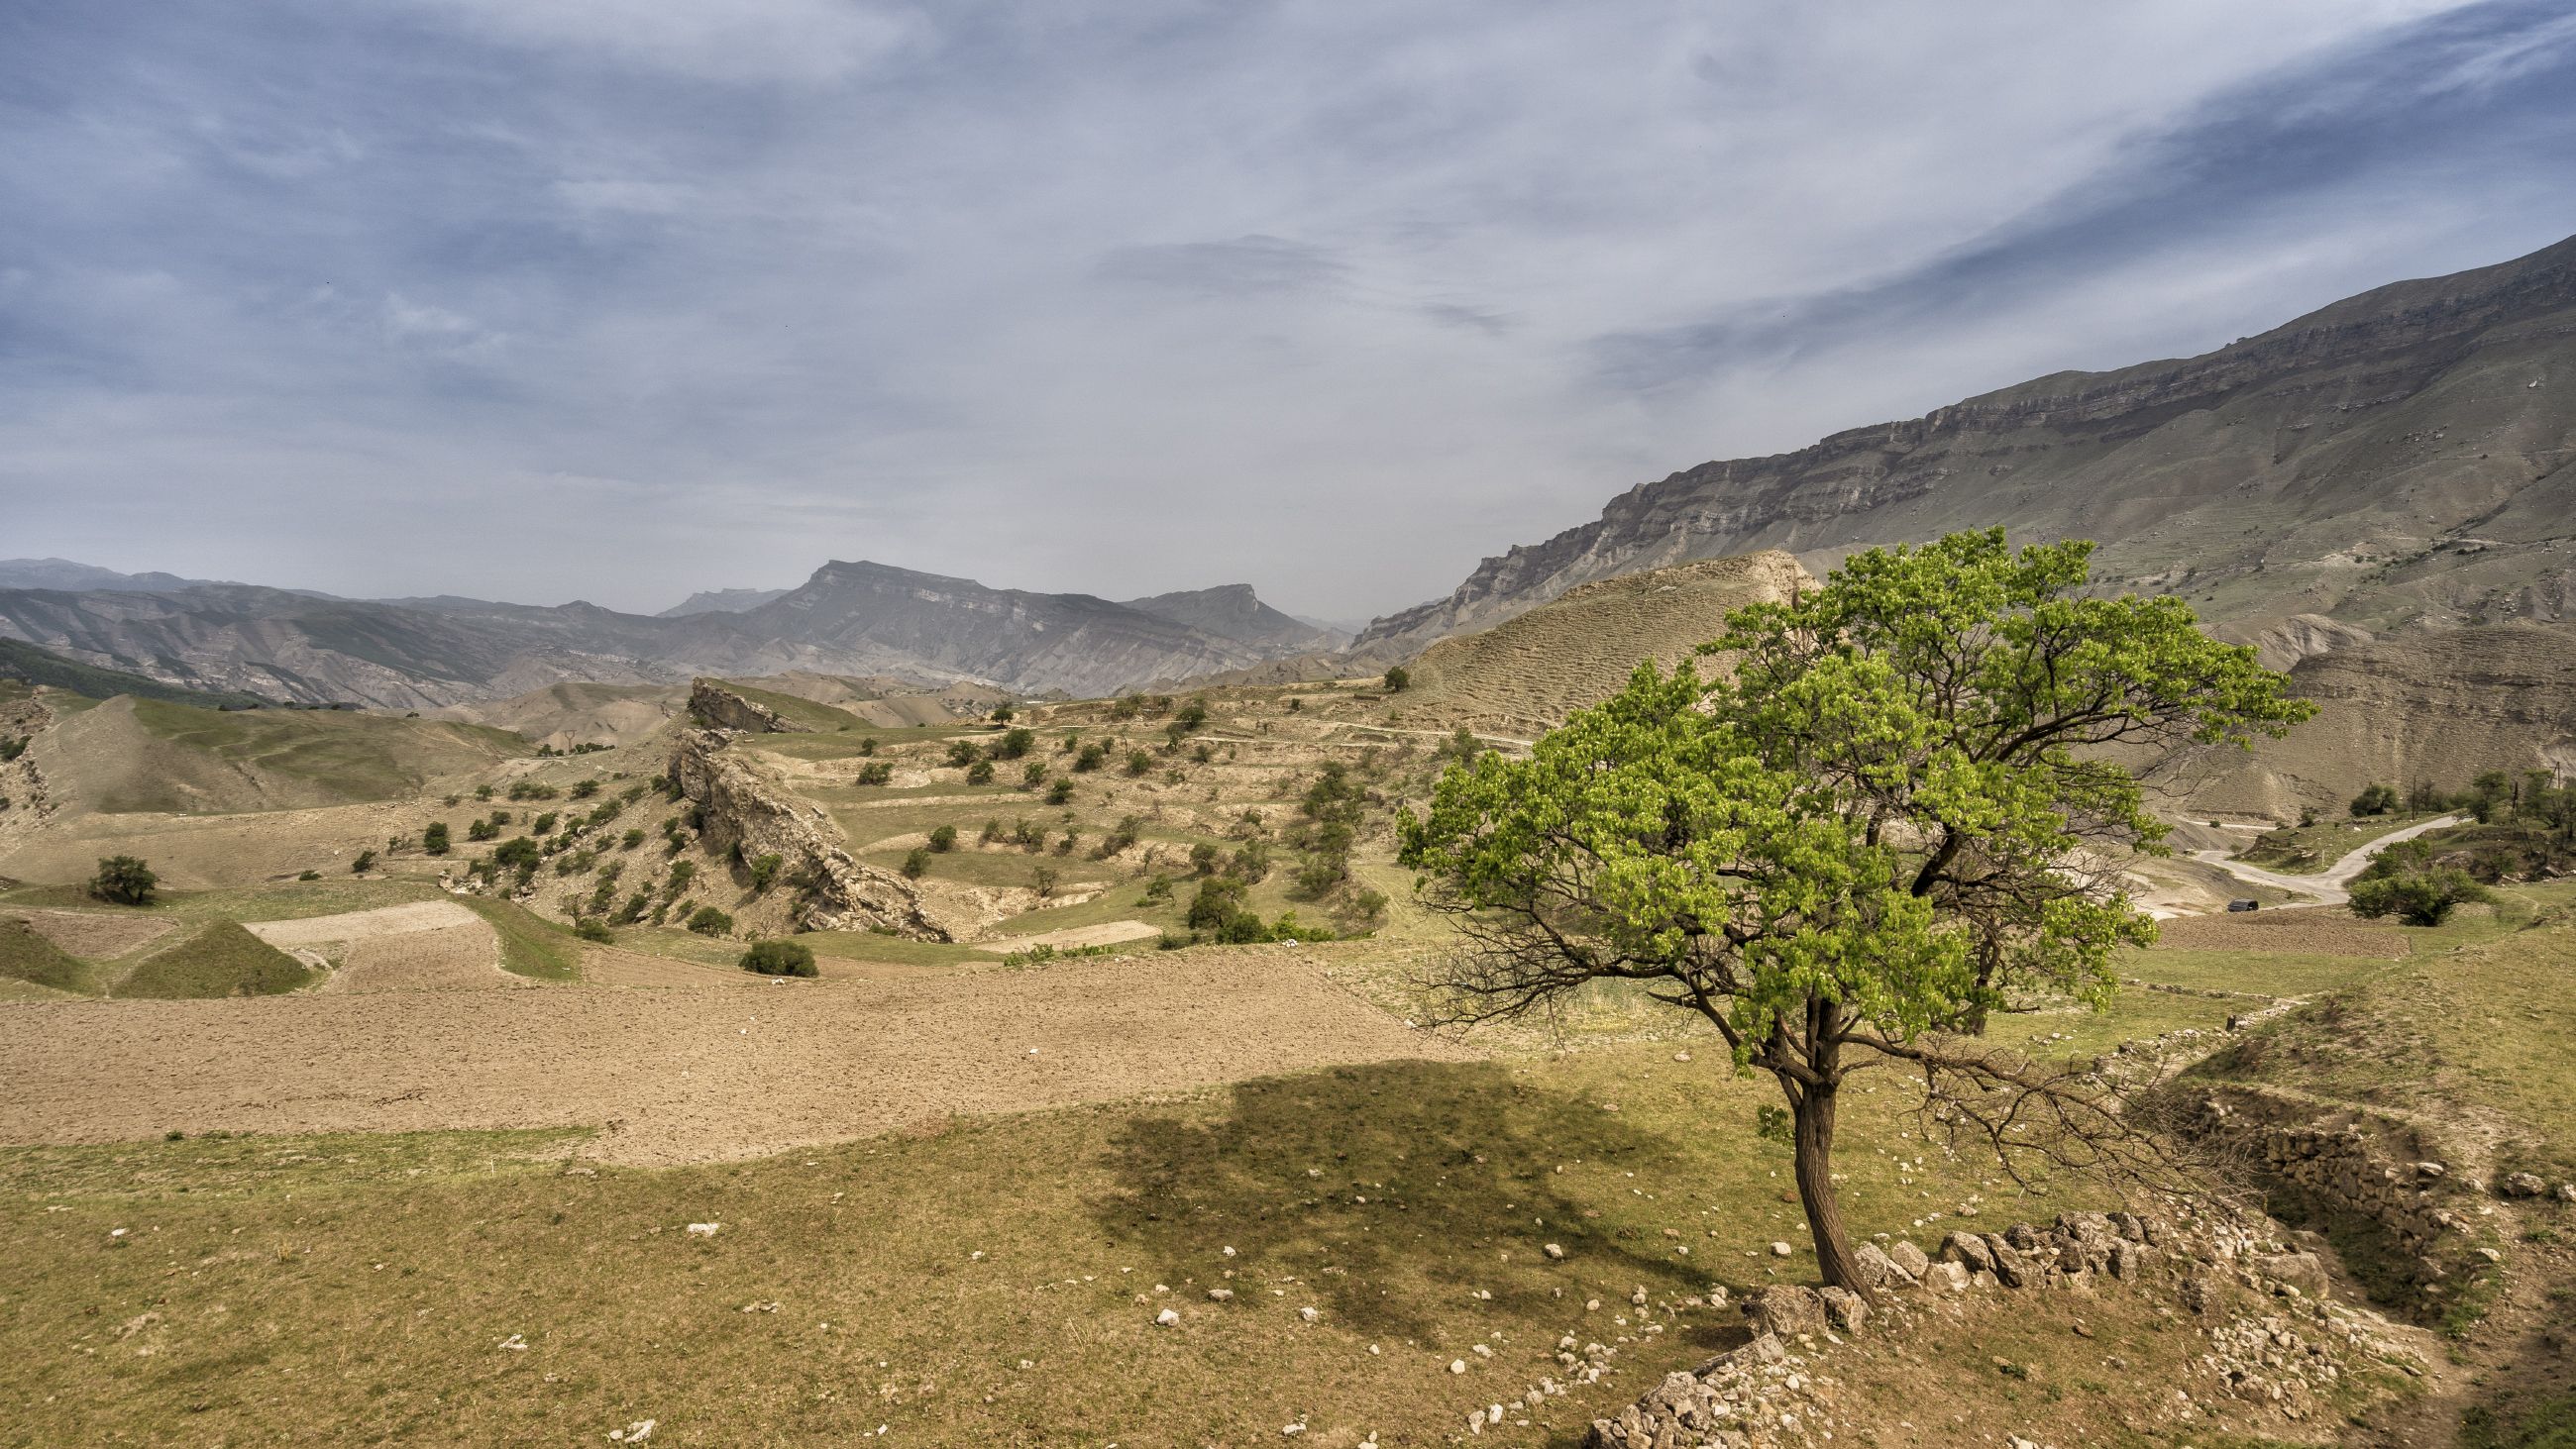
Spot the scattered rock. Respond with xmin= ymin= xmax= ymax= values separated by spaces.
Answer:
xmin=1544 ymin=1243 xmax=1565 ymax=1261
xmin=1768 ymin=1241 xmax=1794 ymax=1258
xmin=685 ymin=1222 xmax=720 ymax=1238
xmin=1920 ymin=1262 xmax=1971 ymax=1293
xmin=1155 ymin=1308 xmax=1180 ymax=1327
xmin=2500 ymin=1172 xmax=2548 ymax=1198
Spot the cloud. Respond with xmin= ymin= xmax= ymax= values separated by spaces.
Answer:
xmin=1 ymin=0 xmax=2571 ymax=621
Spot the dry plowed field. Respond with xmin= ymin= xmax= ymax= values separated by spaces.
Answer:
xmin=0 ymin=948 xmax=1472 ymax=1164
xmin=2150 ymin=908 xmax=2410 ymax=957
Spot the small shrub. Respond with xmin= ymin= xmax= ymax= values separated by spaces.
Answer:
xmin=902 ymin=847 xmax=930 ymax=879
xmin=296 ymin=870 xmax=322 ymax=881
xmin=571 ymin=779 xmax=600 ymax=799
xmin=2351 ymin=782 xmax=2400 ymax=817
xmin=927 ymin=824 xmax=958 ymax=853
xmin=855 ymin=762 xmax=894 ymax=785
xmin=966 ymin=760 xmax=996 ymax=784
xmin=1073 ymin=742 xmax=1108 ymax=773
xmin=946 ymin=741 xmax=983 ymax=769
xmin=1030 ymin=864 xmax=1059 ymax=897
xmin=351 ymin=849 xmax=378 ymax=874
xmin=995 ymin=727 xmax=1036 ymax=759
xmin=574 ymin=919 xmax=614 ymax=943
xmin=422 ymin=822 xmax=452 ymax=856
xmin=1126 ymin=749 xmax=1153 ymax=776
xmin=1046 ymin=778 xmax=1076 ymax=806
xmin=88 ymin=856 xmax=158 ymax=906
xmin=1382 ymin=666 xmax=1410 ymax=692
xmin=685 ymin=905 xmax=734 ymax=936
xmin=748 ymin=853 xmax=784 ymax=892
xmin=857 ymin=737 xmax=878 ymax=756
xmin=740 ymin=939 xmax=818 ymax=978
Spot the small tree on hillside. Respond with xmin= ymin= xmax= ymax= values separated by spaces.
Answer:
xmin=1400 ymin=531 xmax=2311 ymax=1294
xmin=2350 ymin=783 xmax=2400 ymax=817
xmin=2348 ymin=839 xmax=2492 ymax=925
xmin=89 ymin=855 xmax=159 ymax=906
xmin=1382 ymin=666 xmax=1410 ymax=692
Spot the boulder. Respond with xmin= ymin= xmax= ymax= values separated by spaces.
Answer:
xmin=2500 ymin=1172 xmax=2548 ymax=1198
xmin=2252 ymin=1251 xmax=2328 ymax=1297
xmin=1920 ymin=1262 xmax=1972 ymax=1294
xmin=1939 ymin=1231 xmax=1995 ymax=1275
xmin=1888 ymin=1240 xmax=1931 ymax=1279
xmin=1741 ymin=1286 xmax=1828 ymax=1340
xmin=1852 ymin=1242 xmax=1910 ymax=1291
xmin=1984 ymin=1236 xmax=2031 ymax=1289
xmin=1816 ymin=1287 xmax=1871 ymax=1334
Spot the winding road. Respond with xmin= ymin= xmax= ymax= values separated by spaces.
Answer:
xmin=2193 ymin=814 xmax=2464 ymax=905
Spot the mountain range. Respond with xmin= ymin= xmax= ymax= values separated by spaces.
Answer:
xmin=0 ymin=561 xmax=1327 ymax=708
xmin=1356 ymin=234 xmax=2576 ymax=655
xmin=8 ymin=234 xmax=2573 ymax=713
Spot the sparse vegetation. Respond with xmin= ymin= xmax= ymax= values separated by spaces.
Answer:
xmin=740 ymin=939 xmax=818 ymax=977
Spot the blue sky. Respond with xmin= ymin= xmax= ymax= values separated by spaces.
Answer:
xmin=2 ymin=0 xmax=2572 ymax=620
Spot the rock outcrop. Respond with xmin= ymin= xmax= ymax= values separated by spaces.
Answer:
xmin=668 ymin=728 xmax=949 ymax=940
xmin=688 ymin=679 xmax=793 ymax=734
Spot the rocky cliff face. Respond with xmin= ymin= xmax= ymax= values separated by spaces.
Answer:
xmin=1359 ymin=234 xmax=2576 ymax=656
xmin=667 ymin=728 xmax=948 ymax=940
xmin=687 ymin=679 xmax=792 ymax=734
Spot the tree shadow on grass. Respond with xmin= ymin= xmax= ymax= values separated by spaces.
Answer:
xmin=1091 ymin=1059 xmax=1740 ymax=1346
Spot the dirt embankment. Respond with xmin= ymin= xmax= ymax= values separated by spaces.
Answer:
xmin=0 ymin=947 xmax=1473 ymax=1165
xmin=669 ymin=728 xmax=954 ymax=940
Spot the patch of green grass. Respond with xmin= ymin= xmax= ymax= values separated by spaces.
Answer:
xmin=2123 ymin=947 xmax=2400 ymax=999
xmin=2235 ymin=812 xmax=2443 ymax=874
xmin=110 ymin=920 xmax=314 ymax=998
xmin=2463 ymin=1389 xmax=2576 ymax=1449
xmin=453 ymin=896 xmax=584 ymax=982
xmin=0 ymin=916 xmax=96 ymax=993
xmin=114 ymin=697 xmax=529 ymax=811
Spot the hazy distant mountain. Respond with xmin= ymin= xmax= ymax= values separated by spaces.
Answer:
xmin=737 ymin=561 xmax=1274 ymax=697
xmin=659 ymin=587 xmax=792 ymax=617
xmin=0 ymin=561 xmax=1321 ymax=707
xmin=1121 ymin=584 xmax=1341 ymax=652
xmin=0 ymin=559 xmax=228 ymax=593
xmin=1359 ymin=233 xmax=2576 ymax=656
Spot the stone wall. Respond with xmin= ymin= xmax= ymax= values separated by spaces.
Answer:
xmin=2181 ymin=1087 xmax=2456 ymax=1286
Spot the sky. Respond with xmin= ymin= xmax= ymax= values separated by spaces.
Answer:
xmin=3 ymin=1 xmax=2574 ymax=623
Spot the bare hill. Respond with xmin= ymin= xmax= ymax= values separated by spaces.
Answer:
xmin=2151 ymin=623 xmax=2576 ymax=818
xmin=428 ymin=681 xmax=684 ymax=750
xmin=1394 ymin=551 xmax=1812 ymax=733
xmin=1360 ymin=233 xmax=2576 ymax=656
xmin=1120 ymin=584 xmax=1340 ymax=652
xmin=35 ymin=696 xmax=530 ymax=815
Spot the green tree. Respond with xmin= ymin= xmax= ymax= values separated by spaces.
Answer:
xmin=351 ymin=848 xmax=378 ymax=875
xmin=995 ymin=727 xmax=1036 ymax=759
xmin=1126 ymin=748 xmax=1154 ymax=776
xmin=855 ymin=762 xmax=894 ymax=785
xmin=946 ymin=740 xmax=984 ymax=769
xmin=422 ymin=822 xmax=452 ymax=856
xmin=89 ymin=855 xmax=159 ymax=906
xmin=1398 ymin=530 xmax=2309 ymax=1294
xmin=747 ymin=853 xmax=784 ymax=892
xmin=686 ymin=905 xmax=734 ymax=936
xmin=2349 ymin=782 xmax=2400 ymax=817
xmin=927 ymin=824 xmax=958 ymax=853
xmin=966 ymin=760 xmax=996 ymax=785
xmin=740 ymin=939 xmax=818 ymax=978
xmin=1382 ymin=666 xmax=1410 ymax=692
xmin=902 ymin=847 xmax=931 ymax=879
xmin=1046 ymin=778 xmax=1076 ymax=806
xmin=575 ymin=919 xmax=615 ymax=943
xmin=2348 ymin=839 xmax=2493 ymax=925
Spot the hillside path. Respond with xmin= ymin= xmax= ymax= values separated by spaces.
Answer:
xmin=2192 ymin=813 xmax=2464 ymax=904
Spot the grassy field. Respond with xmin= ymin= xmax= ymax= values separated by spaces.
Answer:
xmin=2234 ymin=812 xmax=2445 ymax=874
xmin=0 ymin=916 xmax=93 ymax=993
xmin=711 ymin=679 xmax=873 ymax=734
xmin=455 ymin=895 xmax=587 ymax=982
xmin=109 ymin=919 xmax=315 ymax=998
xmin=98 ymin=697 xmax=531 ymax=813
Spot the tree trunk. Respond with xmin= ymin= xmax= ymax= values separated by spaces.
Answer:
xmin=1789 ymin=1077 xmax=1869 ymax=1295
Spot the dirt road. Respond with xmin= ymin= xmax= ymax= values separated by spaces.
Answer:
xmin=2192 ymin=814 xmax=2465 ymax=905
xmin=0 ymin=947 xmax=1471 ymax=1164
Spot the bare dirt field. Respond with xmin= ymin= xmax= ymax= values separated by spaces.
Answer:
xmin=330 ymin=922 xmax=528 ymax=993
xmin=970 ymin=918 xmax=1163 ymax=953
xmin=2150 ymin=907 xmax=2411 ymax=958
xmin=0 ymin=946 xmax=1473 ymax=1164
xmin=10 ymin=907 xmax=174 ymax=959
xmin=246 ymin=899 xmax=485 ymax=948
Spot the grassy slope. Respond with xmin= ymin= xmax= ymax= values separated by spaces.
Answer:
xmin=130 ymin=698 xmax=530 ymax=801
xmin=111 ymin=919 xmax=315 ymax=998
xmin=0 ymin=916 xmax=94 ymax=993
xmin=711 ymin=679 xmax=869 ymax=734
xmin=454 ymin=895 xmax=585 ymax=982
xmin=0 ymin=637 xmax=269 ymax=709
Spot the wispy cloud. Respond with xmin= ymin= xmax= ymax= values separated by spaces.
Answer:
xmin=0 ymin=0 xmax=2569 ymax=618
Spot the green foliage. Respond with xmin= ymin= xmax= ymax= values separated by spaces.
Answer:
xmin=1436 ymin=726 xmax=1483 ymax=764
xmin=686 ymin=905 xmax=734 ymax=937
xmin=507 ymin=781 xmax=558 ymax=801
xmin=296 ymin=870 xmax=322 ymax=881
xmin=1073 ymin=741 xmax=1108 ymax=773
xmin=857 ymin=737 xmax=878 ymax=756
xmin=1381 ymin=666 xmax=1410 ymax=692
xmin=740 ymin=939 xmax=818 ymax=978
xmin=422 ymin=822 xmax=451 ymax=856
xmin=88 ymin=856 xmax=158 ymax=906
xmin=946 ymin=740 xmax=983 ymax=769
xmin=994 ymin=727 xmax=1036 ymax=759
xmin=492 ymin=837 xmax=541 ymax=871
xmin=2348 ymin=840 xmax=2494 ymax=926
xmin=855 ymin=762 xmax=894 ymax=785
xmin=467 ymin=816 xmax=499 ymax=842
xmin=2350 ymin=783 xmax=2401 ymax=817
xmin=664 ymin=860 xmax=697 ymax=896
xmin=574 ymin=919 xmax=614 ymax=944
xmin=1020 ymin=760 xmax=1048 ymax=789
xmin=1046 ymin=778 xmax=1075 ymax=806
xmin=927 ymin=825 xmax=958 ymax=853
xmin=0 ymin=736 xmax=26 ymax=763
xmin=1176 ymin=699 xmax=1210 ymax=731
xmin=0 ymin=636 xmax=268 ymax=708
xmin=530 ymin=812 xmax=558 ymax=835
xmin=1100 ymin=815 xmax=1141 ymax=856
xmin=351 ymin=848 xmax=377 ymax=874
xmin=747 ymin=853 xmax=785 ymax=892
xmin=1029 ymin=864 xmax=1059 ymax=897
xmin=902 ymin=848 xmax=930 ymax=879
xmin=1126 ymin=749 xmax=1153 ymax=776
xmin=965 ymin=760 xmax=995 ymax=785
xmin=570 ymin=778 xmax=600 ymax=799
xmin=1189 ymin=841 xmax=1220 ymax=876
xmin=0 ymin=917 xmax=93 ymax=993
xmin=1398 ymin=529 xmax=2311 ymax=1286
